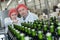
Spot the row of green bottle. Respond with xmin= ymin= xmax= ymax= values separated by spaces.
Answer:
xmin=9 ymin=16 xmax=60 ymax=40
xmin=14 ymin=24 xmax=37 ymax=37
xmin=10 ymin=24 xmax=60 ymax=40
xmin=8 ymin=25 xmax=25 ymax=40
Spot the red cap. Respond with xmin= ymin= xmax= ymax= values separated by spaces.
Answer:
xmin=16 ymin=4 xmax=28 ymax=11
xmin=8 ymin=8 xmax=18 ymax=17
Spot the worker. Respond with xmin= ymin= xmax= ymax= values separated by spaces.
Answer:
xmin=49 ymin=6 xmax=59 ymax=18
xmin=58 ymin=10 xmax=60 ymax=20
xmin=4 ymin=8 xmax=21 ymax=33
xmin=16 ymin=4 xmax=38 ymax=23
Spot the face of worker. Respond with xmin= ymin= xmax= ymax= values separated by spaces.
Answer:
xmin=10 ymin=12 xmax=17 ymax=20
xmin=18 ymin=7 xmax=28 ymax=17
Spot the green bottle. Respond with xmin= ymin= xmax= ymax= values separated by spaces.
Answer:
xmin=46 ymin=22 xmax=48 ymax=25
xmin=36 ymin=21 xmax=38 ymax=24
xmin=13 ymin=28 xmax=16 ymax=36
xmin=57 ymin=27 xmax=60 ymax=36
xmin=27 ymin=28 xmax=31 ymax=35
xmin=38 ymin=31 xmax=43 ymax=40
xmin=54 ymin=16 xmax=56 ymax=21
xmin=55 ymin=20 xmax=58 ymax=27
xmin=28 ymin=22 xmax=32 ymax=28
xmin=8 ymin=25 xmax=12 ymax=32
xmin=11 ymin=26 xmax=15 ymax=35
xmin=23 ymin=22 xmax=26 ymax=27
xmin=43 ymin=25 xmax=48 ymax=32
xmin=50 ymin=20 xmax=52 ymax=23
xmin=33 ymin=24 xmax=36 ymax=29
xmin=34 ymin=20 xmax=38 ymax=24
xmin=19 ymin=26 xmax=21 ymax=29
xmin=50 ymin=25 xmax=54 ymax=33
xmin=51 ymin=22 xmax=54 ymax=25
xmin=21 ymin=26 xmax=24 ymax=31
xmin=38 ymin=24 xmax=41 ymax=30
xmin=20 ymin=26 xmax=24 ymax=31
xmin=40 ymin=22 xmax=42 ymax=27
xmin=14 ymin=24 xmax=21 ymax=31
xmin=46 ymin=32 xmax=52 ymax=40
xmin=43 ymin=21 xmax=45 ymax=25
xmin=8 ymin=25 xmax=21 ymax=40
xmin=15 ymin=30 xmax=20 ymax=40
xmin=58 ymin=23 xmax=60 ymax=26
xmin=50 ymin=17 xmax=53 ymax=21
xmin=15 ymin=30 xmax=20 ymax=36
xmin=20 ymin=33 xmax=25 ymax=40
xmin=31 ymin=29 xmax=36 ymax=37
xmin=25 ymin=27 xmax=28 ymax=33
xmin=25 ymin=36 xmax=31 ymax=40
xmin=56 ymin=20 xmax=58 ymax=24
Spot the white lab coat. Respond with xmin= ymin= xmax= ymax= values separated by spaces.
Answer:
xmin=4 ymin=17 xmax=22 ymax=33
xmin=20 ymin=10 xmax=38 ymax=23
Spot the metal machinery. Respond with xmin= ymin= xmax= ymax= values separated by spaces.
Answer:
xmin=0 ymin=10 xmax=8 ymax=40
xmin=0 ymin=0 xmax=60 ymax=40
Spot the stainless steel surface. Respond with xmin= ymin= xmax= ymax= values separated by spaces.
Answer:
xmin=8 ymin=30 xmax=17 ymax=40
xmin=0 ymin=10 xmax=8 ymax=28
xmin=0 ymin=10 xmax=9 ymax=40
xmin=0 ymin=29 xmax=5 ymax=34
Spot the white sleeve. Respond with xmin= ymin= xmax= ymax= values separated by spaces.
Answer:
xmin=4 ymin=18 xmax=12 ymax=33
xmin=4 ymin=18 xmax=13 ymax=26
xmin=28 ymin=14 xmax=38 ymax=23
xmin=33 ymin=14 xmax=39 ymax=20
xmin=4 ymin=18 xmax=8 ymax=34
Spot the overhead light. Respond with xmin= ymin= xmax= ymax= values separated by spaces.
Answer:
xmin=7 ymin=0 xmax=12 ymax=6
xmin=18 ymin=0 xmax=22 ymax=3
xmin=27 ymin=0 xmax=31 ymax=2
xmin=57 ymin=3 xmax=60 ymax=8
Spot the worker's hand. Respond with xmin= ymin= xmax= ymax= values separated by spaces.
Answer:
xmin=13 ymin=20 xmax=18 ymax=23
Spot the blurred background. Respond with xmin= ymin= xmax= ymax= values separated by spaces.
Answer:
xmin=0 ymin=0 xmax=60 ymax=20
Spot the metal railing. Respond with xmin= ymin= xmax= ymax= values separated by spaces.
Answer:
xmin=0 ymin=0 xmax=2 ymax=10
xmin=6 ymin=0 xmax=18 ymax=9
xmin=6 ymin=0 xmax=13 ymax=8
